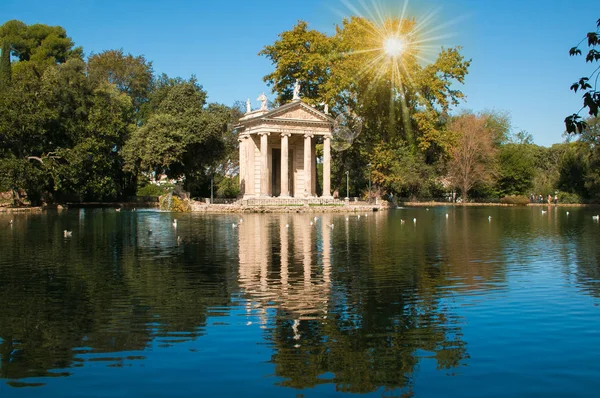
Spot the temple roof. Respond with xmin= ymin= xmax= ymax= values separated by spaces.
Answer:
xmin=237 ymin=99 xmax=334 ymax=134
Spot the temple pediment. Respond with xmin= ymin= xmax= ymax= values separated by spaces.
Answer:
xmin=237 ymin=100 xmax=333 ymax=129
xmin=265 ymin=100 xmax=332 ymax=123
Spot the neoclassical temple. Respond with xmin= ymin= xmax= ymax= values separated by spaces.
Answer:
xmin=236 ymin=89 xmax=333 ymax=199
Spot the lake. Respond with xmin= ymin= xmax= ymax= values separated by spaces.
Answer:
xmin=1 ymin=206 xmax=599 ymax=397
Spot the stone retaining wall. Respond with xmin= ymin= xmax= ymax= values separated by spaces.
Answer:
xmin=190 ymin=201 xmax=390 ymax=213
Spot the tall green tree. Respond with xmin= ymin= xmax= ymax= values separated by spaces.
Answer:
xmin=0 ymin=39 xmax=11 ymax=90
xmin=260 ymin=17 xmax=470 ymax=196
xmin=123 ymin=77 xmax=236 ymax=196
xmin=88 ymin=49 xmax=153 ymax=114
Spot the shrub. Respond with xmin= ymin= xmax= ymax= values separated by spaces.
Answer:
xmin=137 ymin=184 xmax=168 ymax=197
xmin=159 ymin=194 xmax=191 ymax=212
xmin=558 ymin=192 xmax=582 ymax=204
xmin=499 ymin=195 xmax=530 ymax=205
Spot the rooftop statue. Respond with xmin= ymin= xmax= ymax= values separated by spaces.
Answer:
xmin=257 ymin=93 xmax=268 ymax=110
xmin=246 ymin=98 xmax=251 ymax=113
xmin=292 ymin=79 xmax=301 ymax=100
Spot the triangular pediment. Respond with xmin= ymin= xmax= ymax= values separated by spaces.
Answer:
xmin=264 ymin=100 xmax=333 ymax=123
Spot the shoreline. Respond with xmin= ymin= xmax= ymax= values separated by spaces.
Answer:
xmin=2 ymin=201 xmax=598 ymax=214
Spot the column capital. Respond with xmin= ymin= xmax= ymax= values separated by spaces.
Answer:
xmin=303 ymin=133 xmax=314 ymax=139
xmin=280 ymin=132 xmax=292 ymax=138
xmin=258 ymin=131 xmax=271 ymax=137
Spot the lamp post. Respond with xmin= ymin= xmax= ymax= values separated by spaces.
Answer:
xmin=210 ymin=174 xmax=214 ymax=204
xmin=345 ymin=171 xmax=349 ymax=200
xmin=367 ymin=163 xmax=372 ymax=202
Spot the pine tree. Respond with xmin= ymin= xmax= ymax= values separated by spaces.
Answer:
xmin=0 ymin=40 xmax=11 ymax=91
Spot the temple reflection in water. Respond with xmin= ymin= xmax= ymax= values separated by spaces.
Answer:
xmin=237 ymin=214 xmax=333 ymax=326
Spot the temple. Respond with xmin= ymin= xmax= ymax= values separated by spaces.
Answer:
xmin=236 ymin=91 xmax=334 ymax=199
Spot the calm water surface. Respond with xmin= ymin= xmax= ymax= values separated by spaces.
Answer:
xmin=1 ymin=206 xmax=599 ymax=397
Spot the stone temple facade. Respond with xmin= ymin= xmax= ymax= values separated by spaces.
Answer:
xmin=236 ymin=97 xmax=334 ymax=199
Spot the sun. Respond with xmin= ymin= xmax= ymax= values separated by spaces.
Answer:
xmin=383 ymin=36 xmax=405 ymax=57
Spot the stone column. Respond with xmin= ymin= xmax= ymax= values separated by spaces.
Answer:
xmin=303 ymin=133 xmax=313 ymax=197
xmin=245 ymin=136 xmax=255 ymax=197
xmin=322 ymin=135 xmax=332 ymax=198
xmin=238 ymin=135 xmax=250 ymax=196
xmin=259 ymin=132 xmax=270 ymax=197
xmin=238 ymin=136 xmax=245 ymax=196
xmin=280 ymin=133 xmax=291 ymax=197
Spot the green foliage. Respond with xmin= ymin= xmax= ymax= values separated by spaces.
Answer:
xmin=137 ymin=183 xmax=168 ymax=197
xmin=497 ymin=143 xmax=536 ymax=196
xmin=369 ymin=141 xmax=437 ymax=198
xmin=260 ymin=17 xmax=470 ymax=195
xmin=0 ymin=39 xmax=11 ymax=90
xmin=88 ymin=49 xmax=153 ymax=114
xmin=124 ymin=77 xmax=238 ymax=197
xmin=0 ymin=20 xmax=238 ymax=205
xmin=565 ymin=18 xmax=600 ymax=134
xmin=499 ymin=195 xmax=530 ymax=205
xmin=216 ymin=175 xmax=240 ymax=198
xmin=558 ymin=191 xmax=583 ymax=204
xmin=259 ymin=21 xmax=333 ymax=106
xmin=557 ymin=142 xmax=588 ymax=197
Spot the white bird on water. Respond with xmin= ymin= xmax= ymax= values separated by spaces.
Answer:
xmin=115 ymin=208 xmax=121 ymax=212
xmin=413 ymin=218 xmax=416 ymax=223
xmin=172 ymin=219 xmax=178 ymax=228
xmin=8 ymin=219 xmax=13 ymax=225
xmin=541 ymin=210 xmax=547 ymax=214
xmin=401 ymin=219 xmax=405 ymax=224
xmin=566 ymin=211 xmax=569 ymax=216
xmin=488 ymin=216 xmax=492 ymax=221
xmin=63 ymin=230 xmax=72 ymax=237
xmin=232 ymin=223 xmax=237 ymax=228
xmin=445 ymin=213 xmax=449 ymax=218
xmin=345 ymin=217 xmax=349 ymax=221
xmin=593 ymin=215 xmax=599 ymax=221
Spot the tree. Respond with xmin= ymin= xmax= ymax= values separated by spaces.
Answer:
xmin=0 ymin=39 xmax=11 ymax=90
xmin=557 ymin=142 xmax=589 ymax=198
xmin=260 ymin=17 xmax=470 ymax=197
xmin=565 ymin=18 xmax=600 ymax=134
xmin=259 ymin=21 xmax=333 ymax=106
xmin=88 ymin=49 xmax=153 ymax=114
xmin=497 ymin=143 xmax=536 ymax=196
xmin=447 ymin=114 xmax=498 ymax=201
xmin=123 ymin=77 xmax=236 ymax=196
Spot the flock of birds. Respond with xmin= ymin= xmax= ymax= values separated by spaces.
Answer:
xmin=6 ymin=207 xmax=600 ymax=240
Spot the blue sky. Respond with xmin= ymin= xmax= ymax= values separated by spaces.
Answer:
xmin=1 ymin=0 xmax=598 ymax=146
